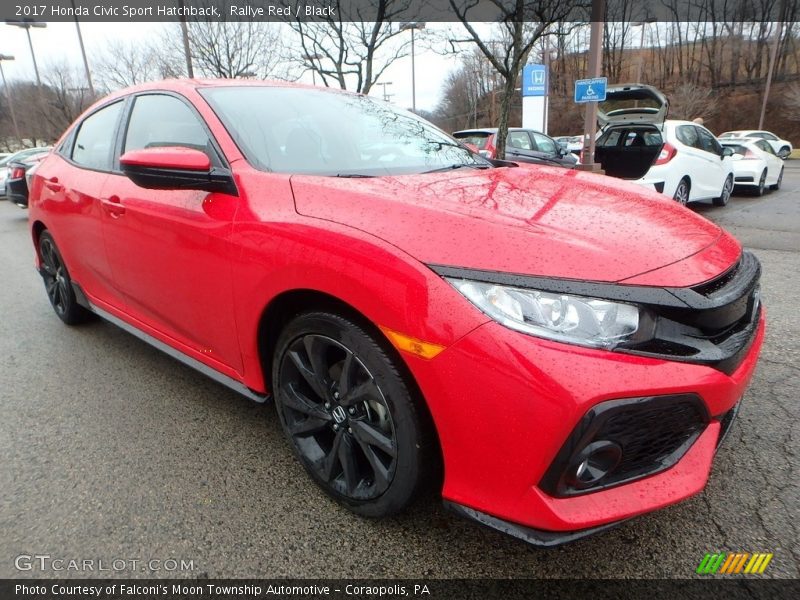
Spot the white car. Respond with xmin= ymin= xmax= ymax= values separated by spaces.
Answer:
xmin=594 ymin=84 xmax=735 ymax=206
xmin=719 ymin=137 xmax=785 ymax=195
xmin=719 ymin=130 xmax=793 ymax=159
xmin=0 ymin=147 xmax=52 ymax=197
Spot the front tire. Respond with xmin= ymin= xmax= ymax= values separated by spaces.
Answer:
xmin=38 ymin=231 xmax=91 ymax=325
xmin=272 ymin=311 xmax=433 ymax=518
xmin=778 ymin=146 xmax=791 ymax=159
xmin=713 ymin=175 xmax=733 ymax=206
xmin=753 ymin=169 xmax=767 ymax=197
xmin=770 ymin=166 xmax=784 ymax=191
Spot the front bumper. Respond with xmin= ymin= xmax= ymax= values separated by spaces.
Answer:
xmin=409 ymin=311 xmax=765 ymax=536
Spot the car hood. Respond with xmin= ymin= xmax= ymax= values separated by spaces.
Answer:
xmin=290 ymin=165 xmax=733 ymax=285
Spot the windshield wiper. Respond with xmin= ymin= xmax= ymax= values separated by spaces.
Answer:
xmin=335 ymin=173 xmax=376 ymax=178
xmin=422 ymin=163 xmax=492 ymax=174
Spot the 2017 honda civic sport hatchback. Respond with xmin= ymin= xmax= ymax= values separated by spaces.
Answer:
xmin=28 ymin=80 xmax=764 ymax=546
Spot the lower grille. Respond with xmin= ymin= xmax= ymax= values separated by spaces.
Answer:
xmin=540 ymin=394 xmax=709 ymax=498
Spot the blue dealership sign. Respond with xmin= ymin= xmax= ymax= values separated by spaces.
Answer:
xmin=574 ymin=77 xmax=608 ymax=103
xmin=522 ymin=64 xmax=548 ymax=97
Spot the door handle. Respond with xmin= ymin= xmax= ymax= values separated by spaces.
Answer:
xmin=101 ymin=195 xmax=125 ymax=217
xmin=45 ymin=177 xmax=63 ymax=192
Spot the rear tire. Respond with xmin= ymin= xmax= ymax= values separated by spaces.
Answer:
xmin=673 ymin=178 xmax=690 ymax=205
xmin=769 ymin=166 xmax=784 ymax=191
xmin=38 ymin=231 xmax=91 ymax=325
xmin=272 ymin=311 xmax=434 ymax=518
xmin=713 ymin=175 xmax=733 ymax=206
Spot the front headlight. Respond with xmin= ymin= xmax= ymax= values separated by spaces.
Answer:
xmin=446 ymin=278 xmax=641 ymax=349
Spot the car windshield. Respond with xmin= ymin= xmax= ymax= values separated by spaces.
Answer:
xmin=201 ymin=86 xmax=488 ymax=176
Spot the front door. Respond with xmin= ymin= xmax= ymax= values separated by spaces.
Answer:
xmin=102 ymin=93 xmax=244 ymax=374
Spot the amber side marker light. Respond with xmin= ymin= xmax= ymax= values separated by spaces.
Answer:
xmin=380 ymin=327 xmax=446 ymax=359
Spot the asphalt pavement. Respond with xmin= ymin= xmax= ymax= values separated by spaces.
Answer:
xmin=0 ymin=165 xmax=798 ymax=579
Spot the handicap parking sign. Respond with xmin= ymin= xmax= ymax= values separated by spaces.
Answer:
xmin=522 ymin=64 xmax=548 ymax=97
xmin=574 ymin=77 xmax=608 ymax=103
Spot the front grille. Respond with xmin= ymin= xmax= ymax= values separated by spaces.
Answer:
xmin=540 ymin=394 xmax=709 ymax=498
xmin=619 ymin=252 xmax=762 ymax=374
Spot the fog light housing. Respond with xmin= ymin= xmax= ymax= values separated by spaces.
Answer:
xmin=567 ymin=441 xmax=622 ymax=488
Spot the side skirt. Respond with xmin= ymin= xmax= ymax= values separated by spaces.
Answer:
xmin=71 ymin=281 xmax=270 ymax=404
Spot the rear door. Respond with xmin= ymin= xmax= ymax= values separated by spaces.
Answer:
xmin=101 ymin=92 xmax=244 ymax=374
xmin=33 ymin=100 xmax=125 ymax=307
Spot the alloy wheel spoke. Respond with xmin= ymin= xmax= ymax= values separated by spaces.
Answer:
xmin=337 ymin=352 xmax=356 ymax=397
xmin=350 ymin=419 xmax=396 ymax=458
xmin=319 ymin=429 xmax=344 ymax=482
xmin=338 ymin=434 xmax=360 ymax=494
xmin=340 ymin=379 xmax=380 ymax=407
xmin=283 ymin=384 xmax=331 ymax=420
xmin=303 ymin=335 xmax=332 ymax=393
xmin=288 ymin=349 xmax=327 ymax=399
xmin=354 ymin=436 xmax=391 ymax=492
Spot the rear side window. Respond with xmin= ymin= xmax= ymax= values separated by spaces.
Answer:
xmin=124 ymin=94 xmax=214 ymax=160
xmin=71 ymin=101 xmax=124 ymax=170
xmin=597 ymin=130 xmax=622 ymax=147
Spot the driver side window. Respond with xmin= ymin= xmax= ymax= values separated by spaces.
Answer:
xmin=124 ymin=94 xmax=216 ymax=163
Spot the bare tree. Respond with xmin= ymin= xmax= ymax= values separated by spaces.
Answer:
xmin=286 ymin=0 xmax=415 ymax=94
xmin=448 ymin=0 xmax=576 ymax=159
xmin=185 ymin=21 xmax=287 ymax=79
xmin=93 ymin=39 xmax=181 ymax=91
xmin=667 ymin=82 xmax=716 ymax=121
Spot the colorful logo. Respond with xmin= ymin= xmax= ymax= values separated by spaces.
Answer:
xmin=697 ymin=552 xmax=773 ymax=575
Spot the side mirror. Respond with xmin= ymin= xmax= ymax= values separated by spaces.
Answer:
xmin=119 ymin=146 xmax=237 ymax=195
xmin=558 ymin=145 xmax=568 ymax=156
xmin=721 ymin=147 xmax=734 ymax=158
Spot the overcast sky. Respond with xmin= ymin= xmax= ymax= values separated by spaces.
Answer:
xmin=0 ymin=21 xmax=478 ymax=112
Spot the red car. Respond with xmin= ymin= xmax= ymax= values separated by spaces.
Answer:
xmin=28 ymin=80 xmax=764 ymax=546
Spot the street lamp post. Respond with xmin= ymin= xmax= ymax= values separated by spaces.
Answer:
xmin=70 ymin=0 xmax=94 ymax=96
xmin=303 ymin=54 xmax=323 ymax=85
xmin=400 ymin=22 xmax=425 ymax=113
xmin=0 ymin=54 xmax=22 ymax=142
xmin=5 ymin=20 xmax=46 ymax=87
xmin=377 ymin=81 xmax=394 ymax=102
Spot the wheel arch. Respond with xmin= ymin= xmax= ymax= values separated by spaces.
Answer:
xmin=31 ymin=220 xmax=47 ymax=262
xmin=256 ymin=288 xmax=443 ymax=475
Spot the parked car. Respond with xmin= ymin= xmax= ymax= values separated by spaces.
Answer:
xmin=0 ymin=147 xmax=51 ymax=197
xmin=29 ymin=80 xmax=764 ymax=546
xmin=555 ymin=135 xmax=583 ymax=155
xmin=594 ymin=84 xmax=735 ymax=206
xmin=453 ymin=127 xmax=578 ymax=168
xmin=718 ymin=137 xmax=785 ymax=196
xmin=719 ymin=130 xmax=793 ymax=159
xmin=6 ymin=148 xmax=51 ymax=207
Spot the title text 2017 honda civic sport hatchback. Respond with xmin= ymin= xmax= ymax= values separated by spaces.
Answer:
xmin=29 ymin=80 xmax=764 ymax=546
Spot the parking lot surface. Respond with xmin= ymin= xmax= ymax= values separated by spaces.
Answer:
xmin=0 ymin=165 xmax=798 ymax=579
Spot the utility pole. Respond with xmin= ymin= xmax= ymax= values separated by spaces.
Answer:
xmin=0 ymin=54 xmax=22 ymax=142
xmin=5 ymin=20 xmax=46 ymax=86
xmin=578 ymin=0 xmax=605 ymax=171
xmin=70 ymin=0 xmax=94 ymax=96
xmin=177 ymin=0 xmax=193 ymax=78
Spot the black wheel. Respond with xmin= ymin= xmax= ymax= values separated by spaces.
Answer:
xmin=770 ymin=166 xmax=784 ymax=191
xmin=778 ymin=146 xmax=791 ymax=159
xmin=38 ymin=231 xmax=90 ymax=325
xmin=753 ymin=169 xmax=767 ymax=197
xmin=673 ymin=178 xmax=690 ymax=205
xmin=713 ymin=175 xmax=733 ymax=206
xmin=272 ymin=311 xmax=434 ymax=517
